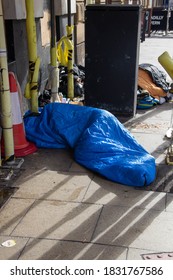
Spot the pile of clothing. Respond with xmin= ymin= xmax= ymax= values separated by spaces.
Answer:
xmin=38 ymin=64 xmax=85 ymax=107
xmin=137 ymin=63 xmax=170 ymax=109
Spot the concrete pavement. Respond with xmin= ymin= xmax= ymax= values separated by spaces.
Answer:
xmin=0 ymin=35 xmax=173 ymax=260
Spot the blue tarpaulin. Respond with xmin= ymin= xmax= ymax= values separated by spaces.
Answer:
xmin=24 ymin=103 xmax=156 ymax=187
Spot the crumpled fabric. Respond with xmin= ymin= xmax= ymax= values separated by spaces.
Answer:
xmin=139 ymin=63 xmax=169 ymax=93
xmin=24 ymin=103 xmax=156 ymax=187
xmin=138 ymin=68 xmax=167 ymax=100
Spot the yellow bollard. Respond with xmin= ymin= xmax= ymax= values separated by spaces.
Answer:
xmin=158 ymin=51 xmax=173 ymax=80
xmin=0 ymin=0 xmax=15 ymax=163
xmin=57 ymin=32 xmax=74 ymax=100
xmin=25 ymin=0 xmax=40 ymax=113
xmin=57 ymin=36 xmax=69 ymax=67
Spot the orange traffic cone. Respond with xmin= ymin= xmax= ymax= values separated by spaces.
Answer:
xmin=9 ymin=72 xmax=37 ymax=157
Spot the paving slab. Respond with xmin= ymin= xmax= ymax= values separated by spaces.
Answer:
xmin=166 ymin=193 xmax=173 ymax=212
xmin=13 ymin=170 xmax=92 ymax=202
xmin=0 ymin=198 xmax=35 ymax=236
xmin=130 ymin=131 xmax=169 ymax=155
xmin=12 ymin=200 xmax=102 ymax=242
xmin=0 ymin=236 xmax=29 ymax=260
xmin=20 ymin=148 xmax=74 ymax=172
xmin=19 ymin=239 xmax=127 ymax=260
xmin=69 ymin=161 xmax=93 ymax=174
xmin=83 ymin=175 xmax=166 ymax=210
xmin=146 ymin=165 xmax=173 ymax=193
xmin=130 ymin=120 xmax=170 ymax=135
xmin=92 ymin=205 xmax=173 ymax=251
xmin=127 ymin=248 xmax=157 ymax=260
xmin=146 ymin=164 xmax=169 ymax=192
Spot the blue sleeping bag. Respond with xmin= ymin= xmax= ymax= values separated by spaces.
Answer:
xmin=24 ymin=103 xmax=156 ymax=187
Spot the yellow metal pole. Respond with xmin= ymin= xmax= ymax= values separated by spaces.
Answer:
xmin=25 ymin=0 xmax=40 ymax=113
xmin=67 ymin=0 xmax=74 ymax=100
xmin=0 ymin=0 xmax=15 ymax=163
xmin=158 ymin=51 xmax=173 ymax=80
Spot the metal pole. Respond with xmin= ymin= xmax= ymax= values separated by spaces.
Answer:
xmin=67 ymin=0 xmax=71 ymax=27
xmin=166 ymin=0 xmax=170 ymax=35
xmin=0 ymin=0 xmax=15 ymax=163
xmin=25 ymin=0 xmax=40 ymax=113
xmin=50 ymin=0 xmax=60 ymax=102
xmin=147 ymin=0 xmax=154 ymax=37
xmin=50 ymin=0 xmax=56 ymax=52
xmin=67 ymin=0 xmax=74 ymax=99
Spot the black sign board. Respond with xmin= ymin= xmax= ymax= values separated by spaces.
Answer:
xmin=151 ymin=10 xmax=167 ymax=31
xmin=169 ymin=11 xmax=173 ymax=30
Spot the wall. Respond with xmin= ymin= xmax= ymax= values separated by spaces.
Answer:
xmin=75 ymin=0 xmax=85 ymax=65
xmin=2 ymin=0 xmax=44 ymax=19
xmin=3 ymin=0 xmax=50 ymax=112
